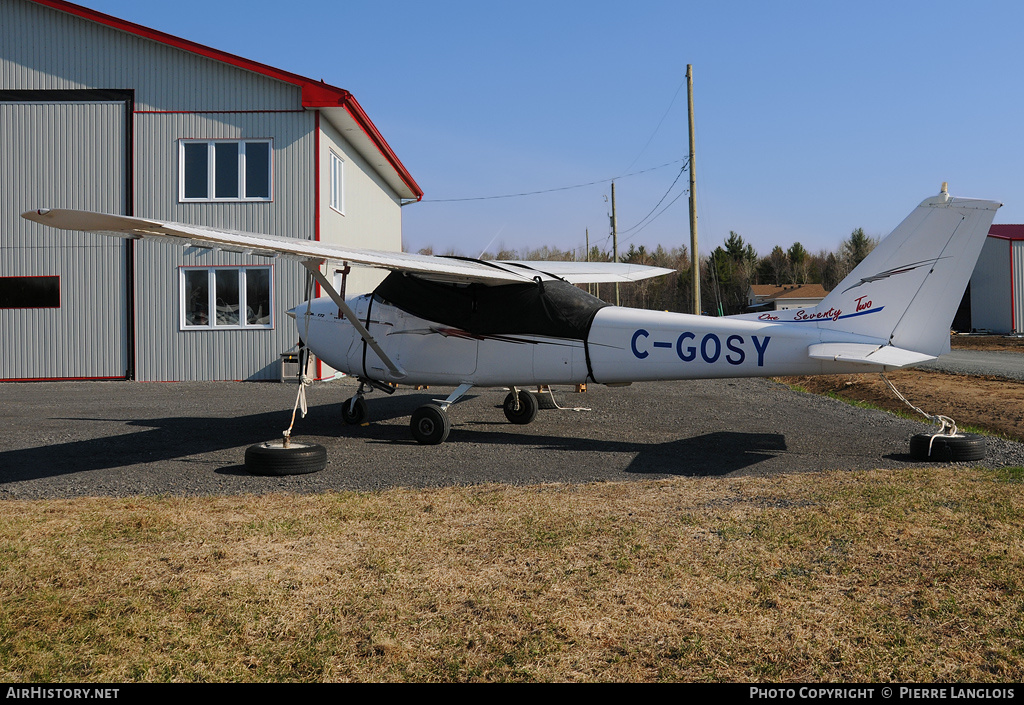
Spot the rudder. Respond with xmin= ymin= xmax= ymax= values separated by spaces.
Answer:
xmin=812 ymin=188 xmax=1000 ymax=356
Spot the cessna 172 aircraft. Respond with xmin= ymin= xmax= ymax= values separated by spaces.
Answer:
xmin=23 ymin=186 xmax=1000 ymax=457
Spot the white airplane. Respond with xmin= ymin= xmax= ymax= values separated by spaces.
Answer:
xmin=23 ymin=185 xmax=1000 ymax=459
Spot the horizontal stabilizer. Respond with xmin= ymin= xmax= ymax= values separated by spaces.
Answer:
xmin=807 ymin=343 xmax=936 ymax=368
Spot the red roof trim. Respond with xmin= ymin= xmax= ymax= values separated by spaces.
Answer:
xmin=336 ymin=94 xmax=423 ymax=201
xmin=31 ymin=0 xmax=422 ymax=200
xmin=989 ymin=225 xmax=1024 ymax=241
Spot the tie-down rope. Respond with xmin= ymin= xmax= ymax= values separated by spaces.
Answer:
xmin=283 ymin=273 xmax=316 ymax=446
xmin=880 ymin=373 xmax=957 ymax=457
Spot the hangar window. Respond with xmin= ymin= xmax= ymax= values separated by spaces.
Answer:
xmin=179 ymin=140 xmax=272 ymax=202
xmin=329 ymin=151 xmax=345 ymax=214
xmin=0 ymin=276 xmax=60 ymax=309
xmin=180 ymin=266 xmax=273 ymax=330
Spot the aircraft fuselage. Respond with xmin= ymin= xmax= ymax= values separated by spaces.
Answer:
xmin=295 ymin=294 xmax=887 ymax=387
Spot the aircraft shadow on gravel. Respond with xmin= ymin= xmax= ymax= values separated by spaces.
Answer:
xmin=0 ymin=393 xmax=785 ymax=483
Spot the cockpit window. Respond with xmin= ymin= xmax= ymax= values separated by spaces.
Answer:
xmin=373 ymin=273 xmax=609 ymax=340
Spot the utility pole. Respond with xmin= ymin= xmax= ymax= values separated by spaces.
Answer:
xmin=611 ymin=181 xmax=619 ymax=306
xmin=687 ymin=64 xmax=700 ymax=315
xmin=585 ymin=228 xmax=591 ymax=296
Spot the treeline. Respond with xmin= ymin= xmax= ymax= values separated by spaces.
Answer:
xmin=417 ymin=228 xmax=878 ymax=315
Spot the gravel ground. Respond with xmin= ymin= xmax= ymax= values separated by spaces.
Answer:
xmin=920 ymin=350 xmax=1024 ymax=380
xmin=2 ymin=377 xmax=1023 ymax=499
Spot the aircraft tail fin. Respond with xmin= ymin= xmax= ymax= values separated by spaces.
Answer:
xmin=811 ymin=188 xmax=1000 ymax=356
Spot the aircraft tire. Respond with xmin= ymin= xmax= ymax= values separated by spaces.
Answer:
xmin=503 ymin=390 xmax=538 ymax=425
xmin=341 ymin=396 xmax=368 ymax=425
xmin=908 ymin=432 xmax=986 ymax=462
xmin=244 ymin=440 xmax=328 ymax=475
xmin=411 ymin=404 xmax=450 ymax=445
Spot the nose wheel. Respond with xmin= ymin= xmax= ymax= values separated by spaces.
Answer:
xmin=341 ymin=395 xmax=368 ymax=425
xmin=503 ymin=388 xmax=538 ymax=424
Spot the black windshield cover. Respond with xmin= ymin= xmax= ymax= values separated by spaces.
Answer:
xmin=374 ymin=273 xmax=609 ymax=340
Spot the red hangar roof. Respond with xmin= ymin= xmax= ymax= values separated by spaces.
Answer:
xmin=989 ymin=225 xmax=1024 ymax=241
xmin=30 ymin=0 xmax=424 ymax=202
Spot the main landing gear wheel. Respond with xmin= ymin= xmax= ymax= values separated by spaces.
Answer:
xmin=411 ymin=404 xmax=451 ymax=445
xmin=245 ymin=440 xmax=328 ymax=476
xmin=341 ymin=396 xmax=368 ymax=425
xmin=503 ymin=389 xmax=538 ymax=425
xmin=909 ymin=432 xmax=986 ymax=462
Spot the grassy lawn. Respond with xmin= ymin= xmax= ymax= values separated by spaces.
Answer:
xmin=2 ymin=467 xmax=1023 ymax=682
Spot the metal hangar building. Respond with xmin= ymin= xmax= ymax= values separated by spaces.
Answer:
xmin=1 ymin=0 xmax=422 ymax=381
xmin=969 ymin=225 xmax=1024 ymax=335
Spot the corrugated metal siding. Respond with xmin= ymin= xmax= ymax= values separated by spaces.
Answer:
xmin=133 ymin=111 xmax=315 ymax=381
xmin=1014 ymin=240 xmax=1023 ymax=334
xmin=2 ymin=0 xmax=301 ymax=111
xmin=969 ymin=237 xmax=1012 ymax=333
xmin=0 ymin=100 xmax=127 ymax=379
xmin=2 ymin=0 xmax=406 ymax=381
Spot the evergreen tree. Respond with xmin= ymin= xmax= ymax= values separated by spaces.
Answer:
xmin=843 ymin=228 xmax=876 ymax=268
xmin=759 ymin=245 xmax=791 ymax=286
xmin=787 ymin=242 xmax=808 ymax=284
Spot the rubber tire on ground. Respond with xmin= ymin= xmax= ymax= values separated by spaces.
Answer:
xmin=908 ymin=433 xmax=986 ymax=462
xmin=341 ymin=396 xmax=368 ymax=425
xmin=411 ymin=404 xmax=451 ymax=445
xmin=245 ymin=440 xmax=328 ymax=476
xmin=503 ymin=390 xmax=538 ymax=425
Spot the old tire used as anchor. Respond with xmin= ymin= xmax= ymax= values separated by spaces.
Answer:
xmin=908 ymin=432 xmax=986 ymax=462
xmin=245 ymin=440 xmax=328 ymax=476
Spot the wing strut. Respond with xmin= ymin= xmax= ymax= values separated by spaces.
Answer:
xmin=300 ymin=260 xmax=406 ymax=379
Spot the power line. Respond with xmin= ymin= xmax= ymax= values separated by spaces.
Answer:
xmin=620 ymin=189 xmax=688 ymax=244
xmin=619 ymin=78 xmax=688 ymax=176
xmin=420 ymin=158 xmax=687 ymax=203
xmin=619 ymin=160 xmax=689 ymax=236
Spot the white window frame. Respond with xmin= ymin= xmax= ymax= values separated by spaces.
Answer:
xmin=179 ymin=265 xmax=274 ymax=331
xmin=178 ymin=139 xmax=273 ymax=202
xmin=329 ymin=151 xmax=345 ymax=215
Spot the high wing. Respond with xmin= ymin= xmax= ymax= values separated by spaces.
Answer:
xmin=21 ymin=209 xmax=673 ymax=285
xmin=483 ymin=260 xmax=675 ymax=284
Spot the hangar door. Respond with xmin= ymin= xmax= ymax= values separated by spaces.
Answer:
xmin=0 ymin=99 xmax=130 ymax=380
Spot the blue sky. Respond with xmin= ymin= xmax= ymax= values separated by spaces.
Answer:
xmin=82 ymin=0 xmax=1024 ymax=259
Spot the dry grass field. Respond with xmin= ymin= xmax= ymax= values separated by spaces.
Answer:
xmin=1 ymin=466 xmax=1022 ymax=682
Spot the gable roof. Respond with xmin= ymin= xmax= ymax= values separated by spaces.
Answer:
xmin=30 ymin=0 xmax=423 ymax=201
xmin=989 ymin=224 xmax=1024 ymax=241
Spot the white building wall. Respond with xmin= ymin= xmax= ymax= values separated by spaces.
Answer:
xmin=319 ymin=117 xmax=403 ymax=296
